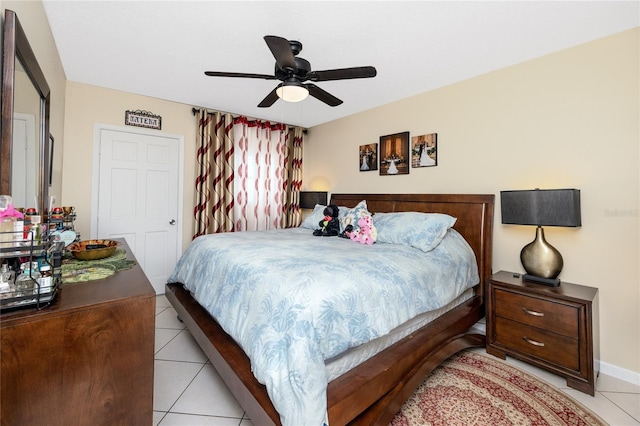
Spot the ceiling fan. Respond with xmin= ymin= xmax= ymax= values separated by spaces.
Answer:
xmin=204 ymin=35 xmax=377 ymax=108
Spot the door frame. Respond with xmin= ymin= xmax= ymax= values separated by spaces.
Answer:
xmin=90 ymin=123 xmax=184 ymax=263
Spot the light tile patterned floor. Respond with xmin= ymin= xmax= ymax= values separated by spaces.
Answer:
xmin=154 ymin=295 xmax=640 ymax=426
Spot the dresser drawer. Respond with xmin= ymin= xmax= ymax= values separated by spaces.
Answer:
xmin=494 ymin=288 xmax=579 ymax=338
xmin=495 ymin=316 xmax=579 ymax=371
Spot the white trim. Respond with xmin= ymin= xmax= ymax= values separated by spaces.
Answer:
xmin=599 ymin=360 xmax=640 ymax=386
xmin=470 ymin=321 xmax=486 ymax=335
xmin=91 ymin=123 xmax=184 ymax=261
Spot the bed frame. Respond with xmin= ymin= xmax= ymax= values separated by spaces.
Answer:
xmin=165 ymin=193 xmax=494 ymax=425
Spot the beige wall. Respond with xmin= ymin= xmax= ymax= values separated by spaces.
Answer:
xmin=304 ymin=28 xmax=640 ymax=375
xmin=62 ymin=82 xmax=197 ymax=252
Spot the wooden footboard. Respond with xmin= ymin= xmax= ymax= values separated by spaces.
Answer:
xmin=166 ymin=282 xmax=280 ymax=424
xmin=335 ymin=297 xmax=485 ymax=425
xmin=166 ymin=193 xmax=494 ymax=425
xmin=165 ymin=282 xmax=485 ymax=425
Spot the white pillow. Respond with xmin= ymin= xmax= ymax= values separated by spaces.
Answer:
xmin=374 ymin=211 xmax=457 ymax=252
xmin=300 ymin=204 xmax=326 ymax=229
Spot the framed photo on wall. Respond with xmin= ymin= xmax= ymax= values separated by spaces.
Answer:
xmin=358 ymin=143 xmax=378 ymax=171
xmin=379 ymin=131 xmax=409 ymax=176
xmin=411 ymin=133 xmax=438 ymax=168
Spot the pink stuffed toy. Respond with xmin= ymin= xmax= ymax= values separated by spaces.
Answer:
xmin=349 ymin=215 xmax=377 ymax=245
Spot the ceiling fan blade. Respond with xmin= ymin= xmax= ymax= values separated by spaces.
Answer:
xmin=257 ymin=87 xmax=280 ymax=108
xmin=306 ymin=66 xmax=377 ymax=82
xmin=205 ymin=71 xmax=277 ymax=80
xmin=264 ymin=35 xmax=297 ymax=72
xmin=305 ymin=83 xmax=343 ymax=107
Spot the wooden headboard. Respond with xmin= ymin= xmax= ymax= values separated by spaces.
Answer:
xmin=330 ymin=193 xmax=494 ymax=290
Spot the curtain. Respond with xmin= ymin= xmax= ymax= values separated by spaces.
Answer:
xmin=284 ymin=126 xmax=304 ymax=228
xmin=193 ymin=110 xmax=235 ymax=238
xmin=233 ymin=118 xmax=288 ymax=231
xmin=193 ymin=109 xmax=304 ymax=237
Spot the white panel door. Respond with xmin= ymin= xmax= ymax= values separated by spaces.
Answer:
xmin=97 ymin=128 xmax=180 ymax=294
xmin=11 ymin=113 xmax=37 ymax=209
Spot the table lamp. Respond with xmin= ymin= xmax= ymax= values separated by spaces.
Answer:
xmin=299 ymin=191 xmax=328 ymax=209
xmin=500 ymin=189 xmax=581 ymax=286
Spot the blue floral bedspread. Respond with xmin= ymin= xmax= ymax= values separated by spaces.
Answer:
xmin=168 ymin=227 xmax=478 ymax=426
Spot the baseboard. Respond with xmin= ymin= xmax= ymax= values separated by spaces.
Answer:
xmin=470 ymin=320 xmax=640 ymax=386
xmin=599 ymin=360 xmax=640 ymax=386
xmin=470 ymin=322 xmax=486 ymax=334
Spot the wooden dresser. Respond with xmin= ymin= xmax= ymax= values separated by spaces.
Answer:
xmin=0 ymin=240 xmax=155 ymax=426
xmin=486 ymin=270 xmax=599 ymax=396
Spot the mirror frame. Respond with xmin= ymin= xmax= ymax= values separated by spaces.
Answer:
xmin=1 ymin=9 xmax=50 ymax=216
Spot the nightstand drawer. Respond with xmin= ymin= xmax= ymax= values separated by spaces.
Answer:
xmin=494 ymin=288 xmax=579 ymax=338
xmin=495 ymin=316 xmax=579 ymax=371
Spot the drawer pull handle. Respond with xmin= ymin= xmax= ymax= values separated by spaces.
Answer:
xmin=522 ymin=307 xmax=544 ymax=317
xmin=523 ymin=336 xmax=545 ymax=347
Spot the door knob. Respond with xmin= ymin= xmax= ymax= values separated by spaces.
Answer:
xmin=169 ymin=219 xmax=176 ymax=225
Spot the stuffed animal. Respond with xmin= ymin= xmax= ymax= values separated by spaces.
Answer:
xmin=313 ymin=205 xmax=340 ymax=237
xmin=339 ymin=224 xmax=353 ymax=239
xmin=349 ymin=215 xmax=377 ymax=245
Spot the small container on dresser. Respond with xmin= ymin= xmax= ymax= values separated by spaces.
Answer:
xmin=485 ymin=270 xmax=599 ymax=396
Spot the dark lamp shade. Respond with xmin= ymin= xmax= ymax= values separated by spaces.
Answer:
xmin=501 ymin=189 xmax=581 ymax=227
xmin=299 ymin=191 xmax=328 ymax=209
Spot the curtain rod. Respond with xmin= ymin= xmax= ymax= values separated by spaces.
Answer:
xmin=192 ymin=107 xmax=307 ymax=132
xmin=192 ymin=106 xmax=244 ymax=119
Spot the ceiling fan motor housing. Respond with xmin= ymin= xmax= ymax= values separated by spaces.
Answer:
xmin=275 ymin=57 xmax=311 ymax=79
xmin=289 ymin=40 xmax=303 ymax=56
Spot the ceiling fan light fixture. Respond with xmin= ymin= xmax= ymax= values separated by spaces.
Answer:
xmin=276 ymin=82 xmax=309 ymax=103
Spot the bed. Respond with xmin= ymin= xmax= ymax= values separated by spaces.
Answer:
xmin=165 ymin=193 xmax=494 ymax=425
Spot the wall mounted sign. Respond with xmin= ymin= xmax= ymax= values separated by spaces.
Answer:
xmin=125 ymin=110 xmax=162 ymax=130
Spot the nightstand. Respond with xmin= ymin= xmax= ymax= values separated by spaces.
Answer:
xmin=485 ymin=270 xmax=599 ymax=395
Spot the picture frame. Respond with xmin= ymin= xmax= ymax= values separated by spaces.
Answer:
xmin=358 ymin=143 xmax=378 ymax=171
xmin=411 ymin=133 xmax=438 ymax=168
xmin=379 ymin=131 xmax=410 ymax=176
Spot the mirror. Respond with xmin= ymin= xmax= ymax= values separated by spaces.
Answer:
xmin=1 ymin=9 xmax=50 ymax=216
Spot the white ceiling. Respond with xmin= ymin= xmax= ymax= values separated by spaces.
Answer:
xmin=42 ymin=1 xmax=639 ymax=128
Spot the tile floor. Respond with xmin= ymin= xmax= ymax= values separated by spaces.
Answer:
xmin=154 ymin=295 xmax=640 ymax=426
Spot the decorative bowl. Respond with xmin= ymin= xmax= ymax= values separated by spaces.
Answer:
xmin=67 ymin=239 xmax=118 ymax=261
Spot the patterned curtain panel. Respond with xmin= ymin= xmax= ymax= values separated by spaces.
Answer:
xmin=284 ymin=127 xmax=304 ymax=228
xmin=193 ymin=110 xmax=235 ymax=238
xmin=233 ymin=117 xmax=289 ymax=231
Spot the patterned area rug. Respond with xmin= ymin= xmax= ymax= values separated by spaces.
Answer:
xmin=391 ymin=350 xmax=607 ymax=426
